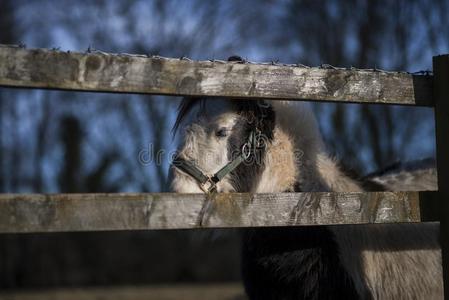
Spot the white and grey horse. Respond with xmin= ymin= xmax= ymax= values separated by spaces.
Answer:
xmin=170 ymin=89 xmax=441 ymax=299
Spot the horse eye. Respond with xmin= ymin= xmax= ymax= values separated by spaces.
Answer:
xmin=215 ymin=128 xmax=229 ymax=138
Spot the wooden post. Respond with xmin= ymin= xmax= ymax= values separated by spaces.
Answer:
xmin=433 ymin=54 xmax=449 ymax=298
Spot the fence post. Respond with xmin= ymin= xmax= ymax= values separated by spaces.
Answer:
xmin=433 ymin=54 xmax=449 ymax=298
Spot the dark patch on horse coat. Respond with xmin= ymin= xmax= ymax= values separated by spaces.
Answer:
xmin=241 ymin=226 xmax=361 ymax=300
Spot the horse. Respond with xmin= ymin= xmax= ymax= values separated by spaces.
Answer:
xmin=169 ymin=94 xmax=442 ymax=299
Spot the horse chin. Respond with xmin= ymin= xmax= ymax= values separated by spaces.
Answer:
xmin=215 ymin=181 xmax=236 ymax=193
xmin=169 ymin=168 xmax=203 ymax=193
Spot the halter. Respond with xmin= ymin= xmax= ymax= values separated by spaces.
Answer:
xmin=172 ymin=129 xmax=260 ymax=193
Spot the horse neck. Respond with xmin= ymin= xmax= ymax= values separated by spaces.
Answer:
xmin=255 ymin=101 xmax=364 ymax=193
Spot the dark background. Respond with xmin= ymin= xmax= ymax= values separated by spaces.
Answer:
xmin=0 ymin=0 xmax=448 ymax=290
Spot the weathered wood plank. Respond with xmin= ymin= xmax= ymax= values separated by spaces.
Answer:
xmin=0 ymin=284 xmax=246 ymax=300
xmin=0 ymin=192 xmax=435 ymax=233
xmin=433 ymin=54 xmax=449 ymax=299
xmin=0 ymin=45 xmax=433 ymax=106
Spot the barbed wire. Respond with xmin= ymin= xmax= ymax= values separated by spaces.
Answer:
xmin=0 ymin=44 xmax=434 ymax=76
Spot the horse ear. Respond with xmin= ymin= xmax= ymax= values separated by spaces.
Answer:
xmin=228 ymin=55 xmax=245 ymax=62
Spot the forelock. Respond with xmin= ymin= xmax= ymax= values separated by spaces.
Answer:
xmin=172 ymin=97 xmax=204 ymax=136
xmin=172 ymin=97 xmax=275 ymax=139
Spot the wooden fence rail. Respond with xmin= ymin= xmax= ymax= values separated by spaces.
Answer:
xmin=0 ymin=45 xmax=433 ymax=106
xmin=0 ymin=192 xmax=438 ymax=233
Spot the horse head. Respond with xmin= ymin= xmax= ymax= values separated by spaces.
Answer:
xmin=170 ymin=97 xmax=277 ymax=193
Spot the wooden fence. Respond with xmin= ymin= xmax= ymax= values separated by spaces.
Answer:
xmin=0 ymin=45 xmax=447 ymax=296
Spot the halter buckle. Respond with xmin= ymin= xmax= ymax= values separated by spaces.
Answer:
xmin=199 ymin=176 xmax=217 ymax=193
